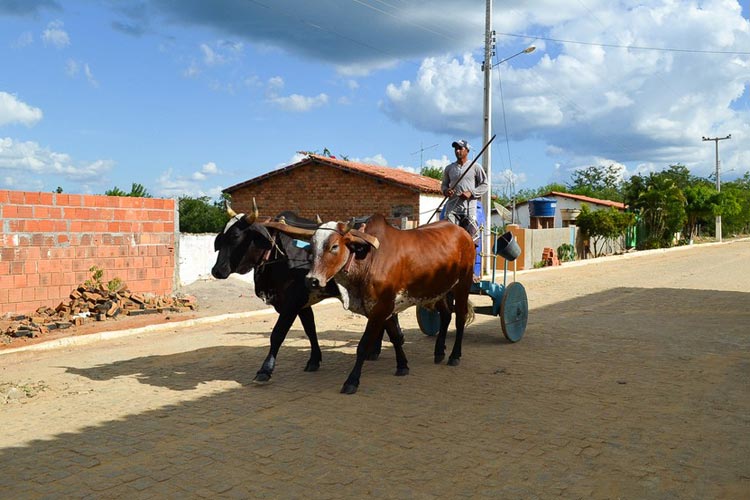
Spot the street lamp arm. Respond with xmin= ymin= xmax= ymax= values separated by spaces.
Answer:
xmin=491 ymin=46 xmax=536 ymax=68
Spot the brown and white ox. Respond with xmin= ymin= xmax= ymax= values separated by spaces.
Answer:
xmin=276 ymin=214 xmax=476 ymax=394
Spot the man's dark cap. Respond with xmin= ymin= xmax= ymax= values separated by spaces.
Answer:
xmin=452 ymin=139 xmax=470 ymax=150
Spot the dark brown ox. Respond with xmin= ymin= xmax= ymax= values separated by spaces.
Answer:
xmin=278 ymin=214 xmax=476 ymax=394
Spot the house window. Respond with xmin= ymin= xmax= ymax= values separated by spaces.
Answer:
xmin=391 ymin=205 xmax=413 ymax=218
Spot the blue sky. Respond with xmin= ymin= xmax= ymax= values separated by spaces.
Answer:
xmin=1 ymin=0 xmax=749 ymax=199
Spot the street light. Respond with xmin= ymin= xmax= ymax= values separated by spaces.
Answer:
xmin=481 ymin=30 xmax=536 ymax=276
xmin=491 ymin=46 xmax=536 ymax=68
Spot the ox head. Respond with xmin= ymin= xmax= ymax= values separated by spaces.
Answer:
xmin=211 ymin=199 xmax=272 ymax=279
xmin=305 ymin=220 xmax=380 ymax=289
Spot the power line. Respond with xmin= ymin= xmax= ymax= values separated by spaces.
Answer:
xmin=495 ymin=31 xmax=750 ymax=55
xmin=350 ymin=0 xmax=460 ymax=42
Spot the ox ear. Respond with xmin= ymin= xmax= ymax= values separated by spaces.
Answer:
xmin=244 ymin=198 xmax=259 ymax=224
xmin=345 ymin=229 xmax=379 ymax=249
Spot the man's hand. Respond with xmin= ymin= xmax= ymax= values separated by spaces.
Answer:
xmin=444 ymin=189 xmax=455 ymax=197
xmin=459 ymin=190 xmax=472 ymax=200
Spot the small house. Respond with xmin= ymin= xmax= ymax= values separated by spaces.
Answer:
xmin=513 ymin=191 xmax=626 ymax=229
xmin=223 ymin=154 xmax=443 ymax=226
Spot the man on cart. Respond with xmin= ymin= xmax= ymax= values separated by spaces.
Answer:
xmin=441 ymin=139 xmax=488 ymax=244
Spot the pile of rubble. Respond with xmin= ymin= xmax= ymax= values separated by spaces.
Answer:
xmin=2 ymin=284 xmax=197 ymax=340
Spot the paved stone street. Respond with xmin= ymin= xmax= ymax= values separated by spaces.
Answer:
xmin=1 ymin=241 xmax=748 ymax=498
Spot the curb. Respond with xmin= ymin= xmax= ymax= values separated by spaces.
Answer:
xmin=0 ymin=299 xmax=341 ymax=356
xmin=500 ymin=236 xmax=750 ymax=277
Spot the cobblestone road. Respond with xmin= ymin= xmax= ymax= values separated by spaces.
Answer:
xmin=1 ymin=241 xmax=748 ymax=498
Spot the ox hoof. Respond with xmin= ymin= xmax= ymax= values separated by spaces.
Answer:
xmin=304 ymin=361 xmax=320 ymax=372
xmin=434 ymin=354 xmax=445 ymax=364
xmin=447 ymin=358 xmax=461 ymax=367
xmin=253 ymin=372 xmax=272 ymax=384
xmin=340 ymin=383 xmax=359 ymax=395
xmin=395 ymin=367 xmax=409 ymax=377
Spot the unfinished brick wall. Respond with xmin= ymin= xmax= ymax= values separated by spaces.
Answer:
xmin=0 ymin=190 xmax=176 ymax=315
xmin=228 ymin=163 xmax=420 ymax=223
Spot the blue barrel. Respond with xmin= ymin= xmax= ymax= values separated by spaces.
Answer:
xmin=440 ymin=200 xmax=485 ymax=277
xmin=529 ymin=197 xmax=557 ymax=217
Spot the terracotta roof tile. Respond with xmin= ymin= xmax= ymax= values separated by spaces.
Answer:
xmin=514 ymin=191 xmax=626 ymax=209
xmin=224 ymin=154 xmax=442 ymax=194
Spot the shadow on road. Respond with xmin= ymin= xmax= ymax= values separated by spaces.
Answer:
xmin=6 ymin=287 xmax=749 ymax=498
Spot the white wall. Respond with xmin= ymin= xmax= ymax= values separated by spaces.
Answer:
xmin=177 ymin=233 xmax=254 ymax=287
xmin=418 ymin=193 xmax=444 ymax=226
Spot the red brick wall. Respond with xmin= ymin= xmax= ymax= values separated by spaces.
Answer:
xmin=229 ymin=163 xmax=419 ymax=223
xmin=0 ymin=190 xmax=175 ymax=315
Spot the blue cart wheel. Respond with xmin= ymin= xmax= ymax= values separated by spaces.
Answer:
xmin=500 ymin=282 xmax=528 ymax=342
xmin=416 ymin=306 xmax=440 ymax=336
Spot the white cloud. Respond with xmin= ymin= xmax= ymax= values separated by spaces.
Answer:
xmin=42 ymin=20 xmax=70 ymax=49
xmin=201 ymin=161 xmax=219 ymax=175
xmin=155 ymin=167 xmax=224 ymax=198
xmin=12 ymin=31 xmax=33 ymax=49
xmin=382 ymin=1 xmax=750 ymax=177
xmin=83 ymin=64 xmax=98 ymax=87
xmin=65 ymin=60 xmax=99 ymax=87
xmin=183 ymin=62 xmax=200 ymax=78
xmin=270 ymin=93 xmax=329 ymax=112
xmin=267 ymin=76 xmax=284 ymax=93
xmin=190 ymin=161 xmax=221 ymax=180
xmin=384 ymin=54 xmax=484 ymax=135
xmin=65 ymin=59 xmax=79 ymax=77
xmin=0 ymin=92 xmax=43 ymax=127
xmin=198 ymin=40 xmax=244 ymax=66
xmin=352 ymin=154 xmax=388 ymax=166
xmin=0 ymin=137 xmax=113 ymax=189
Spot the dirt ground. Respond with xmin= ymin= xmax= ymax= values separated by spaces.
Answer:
xmin=0 ymin=240 xmax=748 ymax=498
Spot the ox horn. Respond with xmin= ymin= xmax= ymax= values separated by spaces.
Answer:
xmin=244 ymin=198 xmax=259 ymax=224
xmin=225 ymin=201 xmax=237 ymax=218
xmin=262 ymin=221 xmax=316 ymax=239
xmin=315 ymin=214 xmax=322 ymax=224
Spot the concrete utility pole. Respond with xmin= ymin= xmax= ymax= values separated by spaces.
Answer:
xmin=702 ymin=134 xmax=731 ymax=242
xmin=481 ymin=0 xmax=494 ymax=276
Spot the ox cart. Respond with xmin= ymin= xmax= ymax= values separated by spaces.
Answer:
xmin=416 ymin=211 xmax=529 ymax=343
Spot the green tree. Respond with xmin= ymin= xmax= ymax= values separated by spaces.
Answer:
xmin=568 ymin=164 xmax=624 ymax=202
xmin=420 ymin=165 xmax=443 ymax=180
xmin=722 ymin=172 xmax=750 ymax=235
xmin=575 ymin=204 xmax=635 ymax=257
xmin=624 ymin=171 xmax=686 ymax=249
xmin=178 ymin=196 xmax=230 ymax=233
xmin=513 ymin=183 xmax=568 ymax=205
xmin=683 ymin=181 xmax=721 ymax=241
xmin=105 ymin=182 xmax=152 ymax=198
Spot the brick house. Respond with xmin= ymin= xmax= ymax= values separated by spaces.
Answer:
xmin=223 ymin=154 xmax=444 ymax=226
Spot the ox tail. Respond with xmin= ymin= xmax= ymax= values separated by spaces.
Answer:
xmin=465 ymin=299 xmax=475 ymax=327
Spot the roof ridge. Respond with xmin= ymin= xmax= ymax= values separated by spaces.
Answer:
xmin=224 ymin=153 xmax=442 ymax=194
